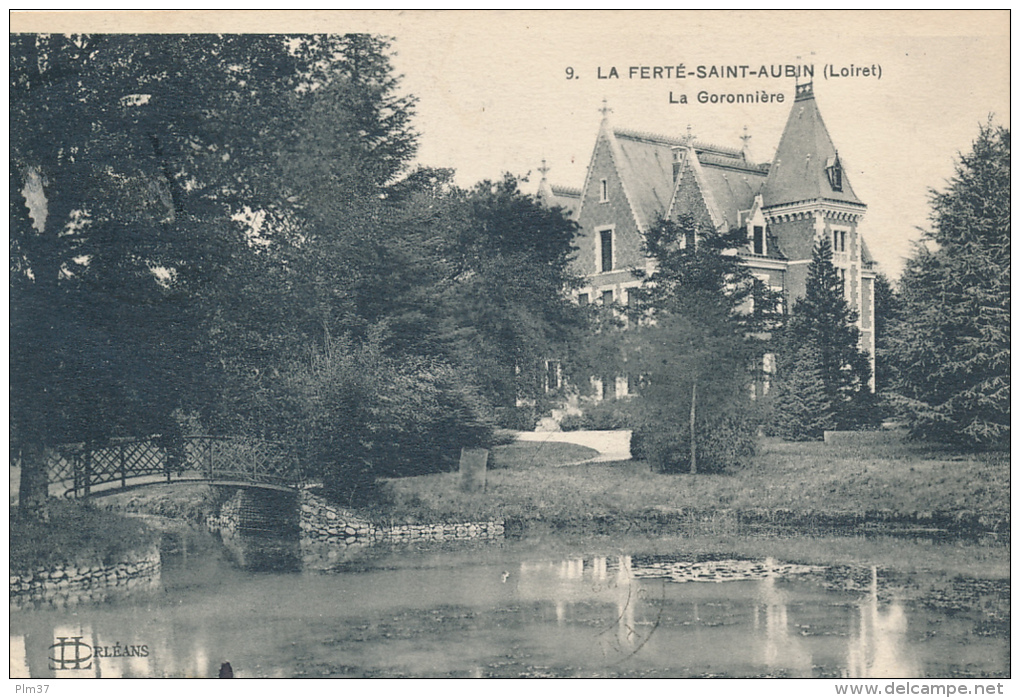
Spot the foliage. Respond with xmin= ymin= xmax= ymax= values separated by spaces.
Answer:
xmin=622 ymin=217 xmax=766 ymax=473
xmin=275 ymin=329 xmax=493 ymax=502
xmin=10 ymin=33 xmax=589 ymax=510
xmin=872 ymin=272 xmax=901 ymax=398
xmin=887 ymin=124 xmax=1010 ymax=448
xmin=771 ymin=237 xmax=877 ymax=437
xmin=559 ymin=400 xmax=633 ymax=431
xmin=768 ymin=344 xmax=835 ymax=440
xmin=431 ymin=174 xmax=588 ymax=411
xmin=10 ymin=500 xmax=156 ymax=571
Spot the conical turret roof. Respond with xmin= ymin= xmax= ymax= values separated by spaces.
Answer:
xmin=761 ymin=83 xmax=863 ymax=208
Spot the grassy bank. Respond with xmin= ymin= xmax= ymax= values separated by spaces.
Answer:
xmin=10 ymin=500 xmax=157 ymax=571
xmin=374 ymin=434 xmax=1009 ymax=529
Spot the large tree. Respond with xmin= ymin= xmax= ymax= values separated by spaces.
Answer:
xmin=888 ymin=124 xmax=1009 ymax=447
xmin=771 ymin=237 xmax=876 ymax=438
xmin=624 ymin=217 xmax=767 ymax=473
xmin=9 ymin=34 xmax=420 ymax=508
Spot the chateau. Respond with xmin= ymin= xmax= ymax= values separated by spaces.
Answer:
xmin=539 ymin=82 xmax=876 ymax=397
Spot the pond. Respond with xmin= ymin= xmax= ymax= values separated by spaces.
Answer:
xmin=9 ymin=527 xmax=1009 ymax=678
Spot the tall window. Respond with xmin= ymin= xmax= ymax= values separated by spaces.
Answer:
xmin=545 ymin=360 xmax=560 ymax=392
xmin=599 ymin=178 xmax=609 ymax=202
xmin=832 ymin=229 xmax=847 ymax=252
xmin=752 ymin=225 xmax=765 ymax=255
xmin=600 ymin=229 xmax=613 ymax=272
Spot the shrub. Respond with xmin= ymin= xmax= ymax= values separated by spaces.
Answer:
xmin=281 ymin=330 xmax=494 ymax=503
xmin=631 ymin=408 xmax=758 ymax=474
xmin=558 ymin=413 xmax=586 ymax=431
xmin=558 ymin=400 xmax=634 ymax=431
xmin=495 ymin=405 xmax=538 ymax=432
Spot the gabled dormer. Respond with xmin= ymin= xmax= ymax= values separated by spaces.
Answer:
xmin=744 ymin=194 xmax=769 ymax=256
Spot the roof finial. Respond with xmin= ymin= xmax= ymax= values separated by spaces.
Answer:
xmin=599 ymin=98 xmax=613 ymax=119
xmin=740 ymin=126 xmax=752 ymax=160
xmin=537 ymin=158 xmax=551 ymax=180
xmin=682 ymin=123 xmax=696 ymax=147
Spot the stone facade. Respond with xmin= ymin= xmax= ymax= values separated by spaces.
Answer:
xmin=10 ymin=547 xmax=161 ymax=611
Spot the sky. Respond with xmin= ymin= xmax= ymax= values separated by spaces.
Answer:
xmin=12 ymin=11 xmax=1011 ymax=279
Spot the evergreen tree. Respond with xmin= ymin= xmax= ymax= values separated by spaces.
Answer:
xmin=769 ymin=345 xmax=835 ymax=440
xmin=888 ymin=124 xmax=1009 ymax=447
xmin=772 ymin=237 xmax=876 ymax=437
xmin=872 ymin=272 xmax=901 ymax=397
xmin=625 ymin=217 xmax=763 ymax=473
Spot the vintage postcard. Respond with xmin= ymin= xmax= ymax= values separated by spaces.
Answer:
xmin=9 ymin=10 xmax=1010 ymax=686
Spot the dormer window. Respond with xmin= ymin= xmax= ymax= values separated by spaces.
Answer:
xmin=826 ymin=153 xmax=843 ymax=192
xmin=752 ymin=225 xmax=766 ymax=255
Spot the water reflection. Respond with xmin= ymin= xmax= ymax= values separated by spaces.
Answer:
xmin=8 ymin=530 xmax=1008 ymax=678
xmin=755 ymin=557 xmax=812 ymax=676
xmin=517 ymin=555 xmax=644 ymax=657
xmin=846 ymin=566 xmax=919 ymax=678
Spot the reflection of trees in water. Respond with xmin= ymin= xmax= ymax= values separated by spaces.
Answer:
xmin=754 ymin=557 xmax=813 ymax=676
xmin=846 ymin=566 xmax=918 ymax=678
xmin=517 ymin=554 xmax=647 ymax=657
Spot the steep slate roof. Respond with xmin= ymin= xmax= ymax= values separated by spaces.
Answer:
xmin=539 ymin=181 xmax=581 ymax=218
xmin=611 ymin=129 xmax=677 ymax=231
xmin=761 ymin=83 xmax=863 ymax=207
xmin=609 ymin=128 xmax=773 ymax=234
xmin=693 ymin=154 xmax=770 ymax=232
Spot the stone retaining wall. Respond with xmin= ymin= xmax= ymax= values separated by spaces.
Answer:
xmin=299 ymin=491 xmax=504 ymax=547
xmin=10 ymin=547 xmax=161 ymax=611
xmin=207 ymin=487 xmax=299 ymax=534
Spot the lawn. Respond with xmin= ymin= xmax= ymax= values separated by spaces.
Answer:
xmin=10 ymin=499 xmax=157 ymax=571
xmin=375 ymin=432 xmax=1009 ymax=526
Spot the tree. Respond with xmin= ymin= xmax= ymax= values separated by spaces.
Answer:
xmin=9 ymin=34 xmax=422 ymax=509
xmin=872 ymin=272 xmax=900 ymax=396
xmin=389 ymin=173 xmax=587 ymax=421
xmin=625 ymin=217 xmax=763 ymax=473
xmin=10 ymin=34 xmax=237 ymax=509
xmin=888 ymin=123 xmax=1009 ymax=447
xmin=769 ymin=345 xmax=835 ymax=440
xmin=771 ymin=237 xmax=876 ymax=438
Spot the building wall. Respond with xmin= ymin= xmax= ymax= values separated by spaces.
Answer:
xmin=571 ymin=136 xmax=646 ymax=283
xmin=669 ymin=158 xmax=715 ymax=231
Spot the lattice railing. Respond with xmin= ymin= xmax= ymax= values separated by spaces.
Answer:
xmin=48 ymin=436 xmax=300 ymax=497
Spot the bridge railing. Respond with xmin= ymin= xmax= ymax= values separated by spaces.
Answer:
xmin=48 ymin=436 xmax=301 ymax=498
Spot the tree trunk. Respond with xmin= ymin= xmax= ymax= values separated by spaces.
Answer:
xmin=689 ymin=379 xmax=697 ymax=474
xmin=18 ymin=440 xmax=50 ymax=515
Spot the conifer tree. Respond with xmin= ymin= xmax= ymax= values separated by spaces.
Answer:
xmin=770 ymin=344 xmax=835 ymax=440
xmin=888 ymin=124 xmax=1009 ymax=447
xmin=625 ymin=217 xmax=762 ymax=472
xmin=772 ymin=237 xmax=876 ymax=437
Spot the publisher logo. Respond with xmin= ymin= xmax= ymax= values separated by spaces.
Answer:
xmin=49 ymin=637 xmax=92 ymax=670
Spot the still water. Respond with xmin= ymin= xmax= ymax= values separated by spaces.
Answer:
xmin=10 ymin=527 xmax=1009 ymax=678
